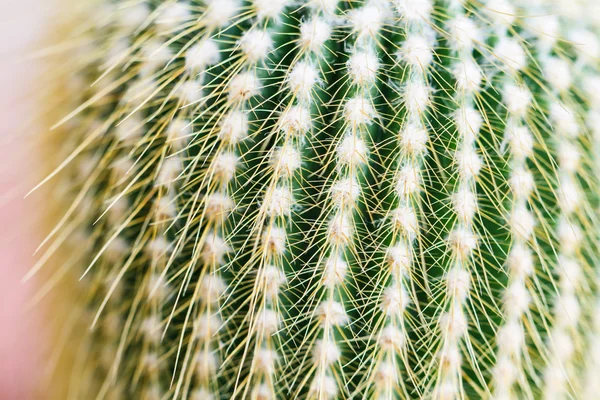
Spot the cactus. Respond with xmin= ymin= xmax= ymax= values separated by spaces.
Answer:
xmin=38 ymin=0 xmax=600 ymax=399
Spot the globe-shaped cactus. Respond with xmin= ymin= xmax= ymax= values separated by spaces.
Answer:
xmin=37 ymin=0 xmax=600 ymax=399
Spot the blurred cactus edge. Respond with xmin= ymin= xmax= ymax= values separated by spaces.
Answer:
xmin=33 ymin=0 xmax=600 ymax=399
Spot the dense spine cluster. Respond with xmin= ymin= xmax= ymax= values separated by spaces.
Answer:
xmin=488 ymin=2 xmax=534 ymax=399
xmin=38 ymin=0 xmax=600 ymax=399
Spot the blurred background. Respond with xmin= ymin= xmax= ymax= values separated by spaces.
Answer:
xmin=0 ymin=0 xmax=54 ymax=398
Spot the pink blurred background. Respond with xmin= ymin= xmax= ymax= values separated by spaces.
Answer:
xmin=0 ymin=0 xmax=54 ymax=398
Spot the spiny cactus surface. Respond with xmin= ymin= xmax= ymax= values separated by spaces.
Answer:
xmin=41 ymin=0 xmax=600 ymax=398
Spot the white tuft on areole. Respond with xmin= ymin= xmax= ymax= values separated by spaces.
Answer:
xmin=300 ymin=18 xmax=331 ymax=53
xmin=218 ymin=111 xmax=249 ymax=145
xmin=186 ymin=40 xmax=220 ymax=71
xmin=240 ymin=30 xmax=273 ymax=63
xmin=347 ymin=51 xmax=380 ymax=86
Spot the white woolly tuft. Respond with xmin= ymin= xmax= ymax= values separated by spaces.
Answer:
xmin=166 ymin=119 xmax=192 ymax=146
xmin=454 ymin=106 xmax=483 ymax=145
xmin=228 ymin=72 xmax=261 ymax=102
xmin=337 ymin=134 xmax=368 ymax=166
xmin=506 ymin=125 xmax=534 ymax=160
xmin=259 ymin=265 xmax=287 ymax=300
xmin=118 ymin=3 xmax=151 ymax=30
xmin=400 ymin=34 xmax=434 ymax=67
xmin=386 ymin=243 xmax=412 ymax=277
xmin=509 ymin=167 xmax=534 ymax=199
xmin=452 ymin=186 xmax=477 ymax=223
xmin=146 ymin=274 xmax=169 ymax=301
xmin=380 ymin=284 xmax=410 ymax=316
xmin=322 ymin=257 xmax=348 ymax=289
xmin=558 ymin=174 xmax=581 ymax=214
xmin=310 ymin=0 xmax=339 ymax=14
xmin=212 ymin=151 xmax=238 ymax=184
xmin=240 ymin=30 xmax=273 ymax=63
xmin=255 ymin=309 xmax=280 ymax=335
xmin=344 ymin=97 xmax=376 ymax=125
xmin=327 ymin=213 xmax=353 ymax=246
xmin=330 ymin=177 xmax=361 ymax=207
xmin=177 ymin=80 xmax=203 ymax=105
xmin=395 ymin=165 xmax=421 ymax=197
xmin=445 ymin=267 xmax=471 ymax=301
xmin=201 ymin=234 xmax=231 ymax=265
xmin=116 ymin=114 xmax=144 ymax=142
xmin=195 ymin=313 xmax=222 ymax=340
xmin=492 ymin=356 xmax=517 ymax=386
xmin=312 ymin=338 xmax=341 ymax=365
xmin=390 ymin=205 xmax=418 ymax=235
xmin=205 ymin=0 xmax=240 ymax=28
xmin=262 ymin=186 xmax=294 ymax=217
xmin=300 ymin=18 xmax=332 ymax=53
xmin=439 ymin=343 xmax=462 ymax=371
xmin=253 ymin=0 xmax=289 ymax=21
xmin=453 ymin=59 xmax=482 ymax=93
xmin=455 ymin=148 xmax=482 ymax=180
xmin=557 ymin=255 xmax=582 ymax=293
xmin=509 ymin=204 xmax=535 ymax=240
xmin=253 ymin=384 xmax=272 ymax=400
xmin=448 ymin=227 xmax=477 ymax=260
xmin=271 ymin=146 xmax=302 ymax=177
xmin=317 ymin=299 xmax=349 ymax=327
xmin=156 ymin=157 xmax=182 ymax=187
xmin=557 ymin=218 xmax=583 ymax=255
xmin=570 ymin=29 xmax=599 ymax=62
xmin=400 ymin=123 xmax=429 ymax=155
xmin=544 ymin=59 xmax=573 ymax=93
xmin=255 ymin=348 xmax=278 ymax=374
xmin=439 ymin=305 xmax=468 ymax=340
xmin=194 ymin=350 xmax=218 ymax=380
xmin=503 ymin=280 xmax=530 ymax=319
xmin=218 ymin=111 xmax=249 ymax=145
xmin=403 ymin=80 xmax=430 ymax=115
xmin=309 ymin=374 xmax=338 ymax=399
xmin=548 ymin=329 xmax=575 ymax=360
xmin=278 ymin=106 xmax=312 ymax=136
xmin=527 ymin=15 xmax=559 ymax=50
xmin=374 ymin=360 xmax=397 ymax=385
xmin=199 ymin=275 xmax=227 ymax=304
xmin=186 ymin=40 xmax=220 ymax=71
xmin=447 ymin=16 xmax=481 ymax=51
xmin=507 ymin=243 xmax=534 ymax=279
xmin=155 ymin=2 xmax=190 ymax=28
xmin=497 ymin=320 xmax=525 ymax=355
xmin=557 ymin=141 xmax=581 ymax=173
xmin=394 ymin=0 xmax=433 ymax=22
xmin=494 ymin=37 xmax=527 ymax=71
xmin=486 ymin=0 xmax=516 ymax=26
xmin=379 ymin=325 xmax=405 ymax=350
xmin=262 ymin=226 xmax=287 ymax=256
xmin=503 ymin=84 xmax=532 ymax=117
xmin=348 ymin=3 xmax=387 ymax=36
xmin=347 ymin=51 xmax=380 ymax=86
xmin=288 ymin=61 xmax=319 ymax=102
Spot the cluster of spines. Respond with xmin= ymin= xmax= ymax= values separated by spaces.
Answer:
xmin=429 ymin=1 xmax=487 ymax=398
xmin=535 ymin=12 xmax=587 ymax=400
xmin=484 ymin=1 xmax=536 ymax=398
xmin=359 ymin=1 xmax=436 ymax=399
xmin=300 ymin=2 xmax=378 ymax=398
xmin=38 ymin=0 xmax=600 ymax=399
xmin=224 ymin=1 xmax=294 ymax=399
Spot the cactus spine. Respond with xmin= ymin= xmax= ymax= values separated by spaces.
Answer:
xmin=38 ymin=0 xmax=600 ymax=399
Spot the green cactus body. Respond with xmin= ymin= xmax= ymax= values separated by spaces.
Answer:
xmin=40 ymin=0 xmax=600 ymax=398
